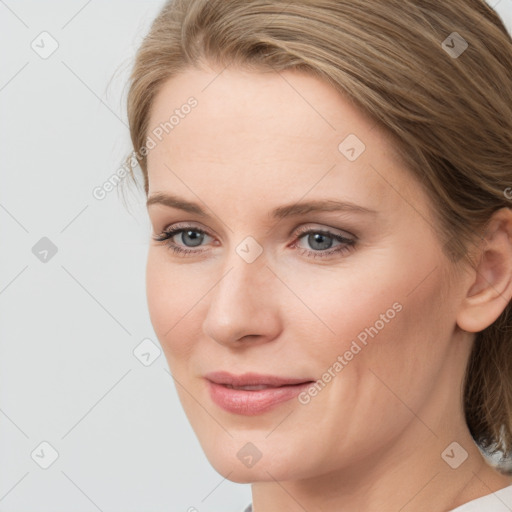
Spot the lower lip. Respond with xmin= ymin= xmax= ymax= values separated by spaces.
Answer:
xmin=206 ymin=380 xmax=313 ymax=415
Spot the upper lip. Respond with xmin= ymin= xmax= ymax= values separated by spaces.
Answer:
xmin=205 ymin=371 xmax=314 ymax=387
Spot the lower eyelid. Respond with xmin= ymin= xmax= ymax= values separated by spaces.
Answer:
xmin=292 ymin=239 xmax=355 ymax=257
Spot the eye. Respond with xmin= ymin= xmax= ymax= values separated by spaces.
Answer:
xmin=151 ymin=223 xmax=214 ymax=256
xmin=291 ymin=226 xmax=356 ymax=259
xmin=152 ymin=223 xmax=356 ymax=259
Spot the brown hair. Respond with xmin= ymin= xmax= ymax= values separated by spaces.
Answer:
xmin=125 ymin=0 xmax=512 ymax=468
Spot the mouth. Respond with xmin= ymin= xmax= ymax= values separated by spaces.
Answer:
xmin=223 ymin=383 xmax=297 ymax=390
xmin=204 ymin=371 xmax=315 ymax=415
xmin=204 ymin=370 xmax=314 ymax=387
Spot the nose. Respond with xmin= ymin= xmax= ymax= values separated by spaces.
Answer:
xmin=201 ymin=247 xmax=282 ymax=347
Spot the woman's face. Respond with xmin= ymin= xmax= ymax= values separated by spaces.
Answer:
xmin=145 ymin=65 xmax=471 ymax=482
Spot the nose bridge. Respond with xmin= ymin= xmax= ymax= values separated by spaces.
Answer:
xmin=202 ymin=240 xmax=279 ymax=344
xmin=210 ymin=242 xmax=269 ymax=315
xmin=218 ymin=233 xmax=271 ymax=296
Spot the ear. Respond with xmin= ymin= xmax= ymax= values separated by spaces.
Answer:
xmin=456 ymin=207 xmax=512 ymax=333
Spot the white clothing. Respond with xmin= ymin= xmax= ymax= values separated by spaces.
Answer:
xmin=448 ymin=483 xmax=512 ymax=511
xmin=240 ymin=483 xmax=512 ymax=512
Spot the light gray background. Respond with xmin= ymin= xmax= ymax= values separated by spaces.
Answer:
xmin=1 ymin=1 xmax=511 ymax=511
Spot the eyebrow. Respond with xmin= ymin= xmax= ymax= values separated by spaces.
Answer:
xmin=146 ymin=192 xmax=378 ymax=219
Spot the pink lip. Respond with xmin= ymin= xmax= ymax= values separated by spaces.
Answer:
xmin=204 ymin=371 xmax=314 ymax=415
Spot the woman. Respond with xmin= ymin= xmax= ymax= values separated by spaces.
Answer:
xmin=124 ymin=0 xmax=512 ymax=510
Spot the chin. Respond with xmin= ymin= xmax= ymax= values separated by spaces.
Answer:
xmin=201 ymin=441 xmax=309 ymax=483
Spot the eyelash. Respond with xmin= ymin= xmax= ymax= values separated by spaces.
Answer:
xmin=152 ymin=223 xmax=356 ymax=260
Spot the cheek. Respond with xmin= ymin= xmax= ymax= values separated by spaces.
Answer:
xmin=276 ymin=257 xmax=405 ymax=350
xmin=145 ymin=250 xmax=206 ymax=361
xmin=287 ymin=264 xmax=451 ymax=453
xmin=146 ymin=251 xmax=171 ymax=335
xmin=284 ymin=251 xmax=449 ymax=382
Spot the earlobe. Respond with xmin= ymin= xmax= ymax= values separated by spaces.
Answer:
xmin=456 ymin=207 xmax=512 ymax=333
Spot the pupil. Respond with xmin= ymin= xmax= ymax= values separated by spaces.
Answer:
xmin=309 ymin=233 xmax=333 ymax=250
xmin=182 ymin=230 xmax=203 ymax=247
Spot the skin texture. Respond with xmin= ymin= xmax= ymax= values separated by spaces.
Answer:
xmin=145 ymin=63 xmax=512 ymax=512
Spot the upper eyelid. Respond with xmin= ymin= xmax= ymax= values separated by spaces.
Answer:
xmin=159 ymin=220 xmax=355 ymax=235
xmin=294 ymin=224 xmax=355 ymax=239
xmin=158 ymin=224 xmax=355 ymax=247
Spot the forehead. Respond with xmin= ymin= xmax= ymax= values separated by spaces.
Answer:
xmin=146 ymin=65 xmax=425 ymax=218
